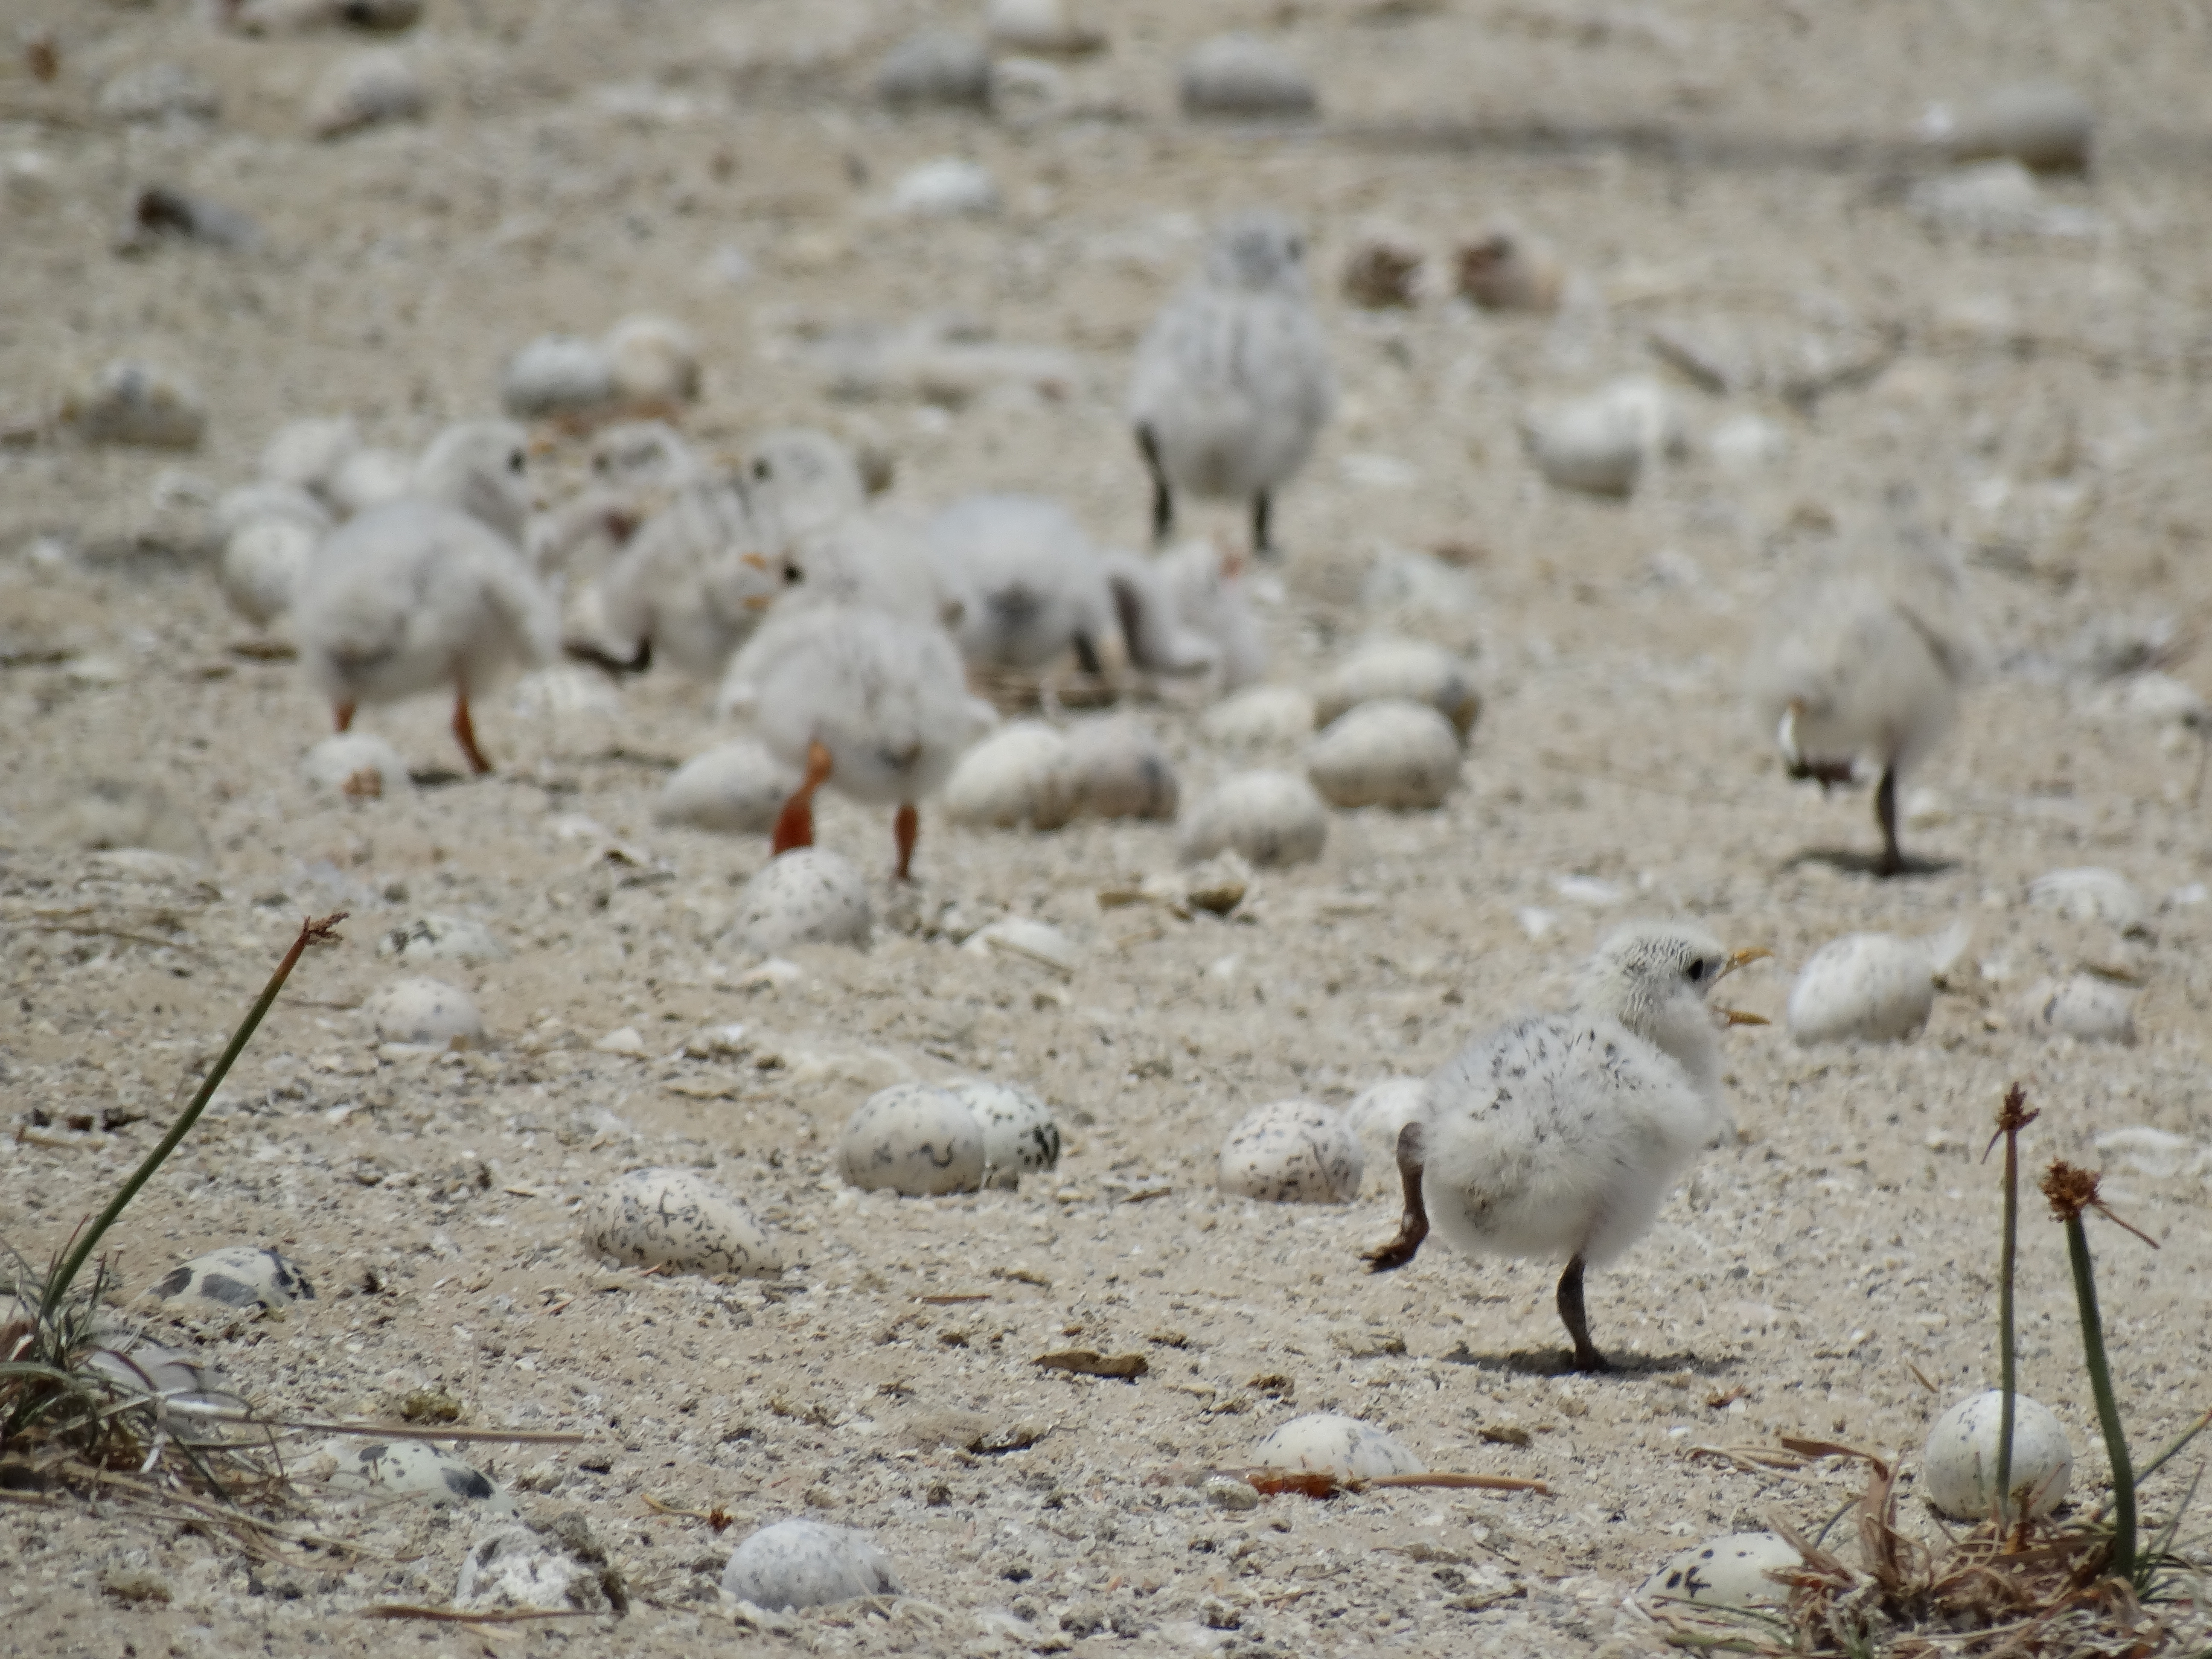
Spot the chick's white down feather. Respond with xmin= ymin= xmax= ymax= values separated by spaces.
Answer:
xmin=583 ymin=474 xmax=786 ymax=676
xmin=926 ymin=494 xmax=1121 ymax=672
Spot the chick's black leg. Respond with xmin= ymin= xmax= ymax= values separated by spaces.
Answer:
xmin=1874 ymin=765 xmax=1904 ymax=877
xmin=1137 ymin=425 xmax=1173 ymax=546
xmin=1364 ymin=1123 xmax=1429 ymax=1272
xmin=1556 ymin=1255 xmax=1610 ymax=1373
xmin=1252 ymin=492 xmax=1275 ymax=562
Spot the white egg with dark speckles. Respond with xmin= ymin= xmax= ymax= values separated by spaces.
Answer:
xmin=143 ymin=1245 xmax=315 ymax=1313
xmin=721 ymin=1519 xmax=902 ymax=1611
xmin=322 ymin=1438 xmax=516 ymax=1513
xmin=948 ymin=1079 xmax=1060 ymax=1189
xmin=2022 ymin=975 xmax=2136 ymax=1043
xmin=1786 ymin=932 xmax=1936 ymax=1043
xmin=1307 ymin=699 xmax=1462 ymax=809
xmin=584 ymin=1167 xmax=780 ymax=1278
xmin=362 ymin=976 xmax=484 ymax=1049
xmin=838 ymin=1084 xmax=986 ymax=1195
xmin=1253 ymin=1413 xmax=1423 ymax=1480
xmin=1315 ymin=638 xmax=1479 ymax=737
xmin=378 ymin=914 xmax=507 ymax=965
xmin=1202 ymin=684 xmax=1316 ymax=751
xmin=657 ymin=739 xmax=799 ymax=834
xmin=1218 ymin=1100 xmax=1362 ymax=1203
xmin=1921 ymin=1391 xmax=2073 ymax=1522
xmin=941 ymin=721 xmax=1081 ymax=830
xmin=1178 ymin=770 xmax=1327 ymax=868
xmin=727 ymin=849 xmax=873 ymax=955
xmin=1639 ymin=1532 xmax=1801 ymax=1608
xmin=1068 ymin=716 xmax=1179 ymax=821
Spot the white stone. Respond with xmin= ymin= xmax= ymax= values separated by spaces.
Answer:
xmin=1523 ymin=378 xmax=1685 ymax=498
xmin=838 ymin=1084 xmax=986 ymax=1196
xmin=1639 ymin=1532 xmax=1802 ymax=1609
xmin=726 ymin=850 xmax=873 ymax=955
xmin=378 ymin=914 xmax=507 ymax=964
xmin=2027 ymin=867 xmax=2145 ymax=931
xmin=362 ymin=976 xmax=483 ymax=1048
xmin=1068 ymin=716 xmax=1178 ymax=821
xmin=1307 ymin=699 xmax=1462 ymax=810
xmin=1201 ymin=684 xmax=1316 ymax=750
xmin=501 ymin=336 xmax=616 ymax=420
xmin=657 ymin=739 xmax=799 ymax=834
xmin=2023 ymin=975 xmax=2136 ymax=1044
xmin=722 ymin=1519 xmax=902 ymax=1610
xmin=321 ymin=1438 xmax=516 ymax=1513
xmin=1217 ymin=1100 xmax=1362 ymax=1203
xmin=890 ymin=158 xmax=1000 ymax=218
xmin=1709 ymin=413 xmax=1788 ymax=472
xmin=143 ymin=1246 xmax=315 ymax=1313
xmin=584 ymin=1167 xmax=781 ymax=1278
xmin=1921 ymin=1391 xmax=2073 ymax=1522
xmin=1179 ymin=34 xmax=1317 ymax=117
xmin=1177 ymin=771 xmax=1327 ymax=868
xmin=301 ymin=732 xmax=412 ymax=797
xmin=1785 ymin=932 xmax=1938 ymax=1044
xmin=948 ymin=1080 xmax=1060 ymax=1189
xmin=941 ymin=722 xmax=1081 ymax=830
xmin=1313 ymin=639 xmax=1479 ymax=737
xmin=306 ymin=48 xmax=428 ymax=138
xmin=1252 ymin=1413 xmax=1423 ymax=1481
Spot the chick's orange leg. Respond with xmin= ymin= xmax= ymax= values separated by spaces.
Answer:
xmin=893 ymin=802 xmax=919 ymax=882
xmin=452 ymin=688 xmax=492 ymax=775
xmin=772 ymin=740 xmax=833 ymax=858
xmin=334 ymin=701 xmax=355 ymax=733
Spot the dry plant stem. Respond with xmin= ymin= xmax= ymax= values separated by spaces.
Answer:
xmin=38 ymin=913 xmax=345 ymax=1324
xmin=1982 ymin=1083 xmax=2037 ymax=1535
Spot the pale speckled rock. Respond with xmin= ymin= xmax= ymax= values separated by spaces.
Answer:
xmin=837 ymin=1084 xmax=986 ymax=1196
xmin=2026 ymin=867 xmax=2145 ymax=931
xmin=1177 ymin=770 xmax=1328 ymax=868
xmin=1179 ymin=34 xmax=1318 ymax=117
xmin=455 ymin=1516 xmax=625 ymax=1614
xmin=2022 ymin=975 xmax=2136 ymax=1043
xmin=1202 ymin=684 xmax=1316 ymax=750
xmin=1217 ymin=1100 xmax=1363 ymax=1203
xmin=890 ymin=158 xmax=1000 ymax=218
xmin=584 ymin=1167 xmax=781 ymax=1278
xmin=321 ymin=1438 xmax=517 ymax=1514
xmin=301 ymin=732 xmax=413 ymax=797
xmin=1921 ymin=1391 xmax=2073 ymax=1522
xmin=1307 ymin=699 xmax=1462 ymax=809
xmin=657 ymin=739 xmax=799 ymax=834
xmin=378 ymin=914 xmax=507 ymax=965
xmin=1639 ymin=1532 xmax=1802 ymax=1609
xmin=143 ymin=1246 xmax=315 ymax=1313
xmin=1252 ymin=1413 xmax=1423 ymax=1480
xmin=1068 ymin=716 xmax=1178 ymax=821
xmin=874 ymin=30 xmax=991 ymax=108
xmin=1345 ymin=1077 xmax=1426 ymax=1189
xmin=306 ymin=48 xmax=428 ymax=138
xmin=1785 ymin=933 xmax=1938 ymax=1044
xmin=64 ymin=361 xmax=207 ymax=450
xmin=726 ymin=849 xmax=873 ymax=955
xmin=722 ymin=1519 xmax=902 ymax=1610
xmin=941 ymin=721 xmax=1081 ymax=830
xmin=1313 ymin=640 xmax=1479 ymax=737
xmin=948 ymin=1079 xmax=1060 ymax=1189
xmin=501 ymin=336 xmax=616 ymax=420
xmin=362 ymin=976 xmax=484 ymax=1048
xmin=604 ymin=314 xmax=701 ymax=408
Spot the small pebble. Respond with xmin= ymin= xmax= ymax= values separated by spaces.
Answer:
xmin=1307 ymin=699 xmax=1462 ymax=810
xmin=1314 ymin=639 xmax=1479 ymax=737
xmin=1068 ymin=716 xmax=1178 ymax=821
xmin=321 ymin=1438 xmax=516 ymax=1513
xmin=306 ymin=48 xmax=428 ymax=139
xmin=1179 ymin=34 xmax=1318 ymax=118
xmin=656 ymin=739 xmax=799 ymax=834
xmin=722 ymin=1519 xmax=902 ymax=1611
xmin=874 ymin=31 xmax=991 ymax=108
xmin=584 ymin=1167 xmax=781 ymax=1278
xmin=1178 ymin=771 xmax=1328 ymax=868
xmin=1342 ymin=237 xmax=1423 ymax=309
xmin=64 ymin=361 xmax=207 ymax=450
xmin=948 ymin=1079 xmax=1061 ymax=1189
xmin=1639 ymin=1533 xmax=1802 ymax=1610
xmin=501 ymin=336 xmax=616 ymax=420
xmin=1202 ymin=684 xmax=1317 ymax=750
xmin=1785 ymin=932 xmax=1939 ymax=1044
xmin=1523 ymin=378 xmax=1685 ymax=498
xmin=378 ymin=914 xmax=507 ymax=965
xmin=1217 ymin=1100 xmax=1363 ymax=1203
xmin=890 ymin=158 xmax=1000 ymax=218
xmin=838 ymin=1084 xmax=987 ymax=1196
xmin=1921 ymin=1391 xmax=2073 ymax=1522
xmin=1252 ymin=1413 xmax=1423 ymax=1480
xmin=143 ymin=1246 xmax=315 ymax=1313
xmin=301 ymin=732 xmax=412 ymax=797
xmin=362 ymin=976 xmax=483 ymax=1048
xmin=726 ymin=849 xmax=873 ymax=955
xmin=2022 ymin=975 xmax=2136 ymax=1044
xmin=98 ymin=63 xmax=221 ymax=125
xmin=941 ymin=721 xmax=1082 ymax=830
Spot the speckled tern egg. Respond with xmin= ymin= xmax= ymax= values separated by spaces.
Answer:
xmin=501 ymin=335 xmax=616 ymax=419
xmin=941 ymin=721 xmax=1081 ymax=831
xmin=321 ymin=1438 xmax=517 ymax=1514
xmin=722 ymin=1519 xmax=902 ymax=1611
xmin=2023 ymin=975 xmax=2136 ymax=1044
xmin=379 ymin=914 xmax=506 ymax=966
xmin=584 ymin=1167 xmax=781 ymax=1278
xmin=948 ymin=1079 xmax=1060 ymax=1189
xmin=1785 ymin=932 xmax=1938 ymax=1044
xmin=656 ymin=739 xmax=799 ymax=835
xmin=143 ymin=1246 xmax=315 ymax=1314
xmin=1307 ymin=698 xmax=1462 ymax=810
xmin=1313 ymin=639 xmax=1480 ymax=738
xmin=362 ymin=976 xmax=485 ymax=1049
xmin=1252 ymin=1413 xmax=1423 ymax=1480
xmin=1921 ymin=1391 xmax=2074 ymax=1522
xmin=726 ymin=849 xmax=873 ymax=955
xmin=301 ymin=732 xmax=412 ymax=797
xmin=1177 ymin=770 xmax=1328 ymax=868
xmin=838 ymin=1084 xmax=987 ymax=1196
xmin=1639 ymin=1532 xmax=1802 ymax=1609
xmin=1202 ymin=684 xmax=1318 ymax=751
xmin=1067 ymin=716 xmax=1179 ymax=821
xmin=1218 ymin=1100 xmax=1363 ymax=1203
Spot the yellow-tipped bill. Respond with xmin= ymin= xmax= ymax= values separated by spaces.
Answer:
xmin=1720 ymin=1008 xmax=1770 ymax=1027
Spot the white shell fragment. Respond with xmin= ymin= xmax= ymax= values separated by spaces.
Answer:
xmin=584 ymin=1167 xmax=781 ymax=1278
xmin=1640 ymin=1532 xmax=1802 ymax=1609
xmin=1921 ymin=1391 xmax=2074 ymax=1522
xmin=2027 ymin=867 xmax=2145 ymax=932
xmin=727 ymin=850 xmax=873 ymax=955
xmin=1307 ymin=699 xmax=1462 ymax=810
xmin=2023 ymin=975 xmax=2136 ymax=1044
xmin=722 ymin=1519 xmax=902 ymax=1611
xmin=378 ymin=914 xmax=508 ymax=965
xmin=501 ymin=336 xmax=615 ymax=420
xmin=64 ymin=361 xmax=207 ymax=450
xmin=322 ymin=1438 xmax=517 ymax=1514
xmin=1314 ymin=640 xmax=1480 ymax=737
xmin=456 ymin=1519 xmax=623 ymax=1614
xmin=1178 ymin=771 xmax=1328 ymax=868
xmin=948 ymin=1079 xmax=1061 ymax=1189
xmin=1068 ymin=716 xmax=1179 ymax=821
xmin=1252 ymin=1413 xmax=1424 ymax=1481
xmin=1217 ymin=1100 xmax=1363 ymax=1204
xmin=837 ymin=1084 xmax=987 ymax=1196
xmin=144 ymin=1246 xmax=315 ymax=1313
xmin=1202 ymin=684 xmax=1317 ymax=751
xmin=963 ymin=916 xmax=1082 ymax=975
xmin=1179 ymin=33 xmax=1318 ymax=118
xmin=941 ymin=722 xmax=1081 ymax=831
xmin=362 ymin=976 xmax=485 ymax=1049
xmin=301 ymin=732 xmax=413 ymax=797
xmin=306 ymin=48 xmax=427 ymax=138
xmin=656 ymin=739 xmax=799 ymax=834
xmin=1785 ymin=933 xmax=1938 ymax=1044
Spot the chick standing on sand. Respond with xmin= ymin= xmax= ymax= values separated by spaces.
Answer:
xmin=1128 ymin=209 xmax=1334 ymax=560
xmin=1747 ymin=538 xmax=1979 ymax=876
xmin=1366 ymin=923 xmax=1768 ymax=1373
xmin=293 ymin=420 xmax=556 ymax=774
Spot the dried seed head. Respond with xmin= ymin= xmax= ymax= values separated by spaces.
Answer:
xmin=2040 ymin=1160 xmax=2100 ymax=1222
xmin=1982 ymin=1081 xmax=2039 ymax=1161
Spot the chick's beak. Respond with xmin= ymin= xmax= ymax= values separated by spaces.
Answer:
xmin=1720 ymin=1008 xmax=1770 ymax=1027
xmin=1718 ymin=946 xmax=1772 ymax=981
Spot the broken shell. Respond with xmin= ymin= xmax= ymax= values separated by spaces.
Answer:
xmin=323 ymin=1438 xmax=516 ymax=1513
xmin=456 ymin=1518 xmax=624 ymax=1614
xmin=941 ymin=721 xmax=1082 ymax=830
xmin=2022 ymin=975 xmax=2136 ymax=1044
xmin=584 ymin=1167 xmax=781 ymax=1278
xmin=64 ymin=361 xmax=207 ymax=450
xmin=301 ymin=732 xmax=412 ymax=797
xmin=305 ymin=48 xmax=428 ymax=139
xmin=948 ymin=1079 xmax=1061 ymax=1189
xmin=1068 ymin=716 xmax=1179 ymax=821
xmin=656 ymin=739 xmax=800 ymax=834
xmin=1178 ymin=771 xmax=1328 ymax=868
xmin=726 ymin=849 xmax=873 ymax=955
xmin=836 ymin=1084 xmax=986 ymax=1196
xmin=501 ymin=335 xmax=617 ymax=420
xmin=362 ymin=976 xmax=485 ymax=1049
xmin=1921 ymin=1391 xmax=2073 ymax=1522
xmin=1217 ymin=1100 xmax=1363 ymax=1204
xmin=1314 ymin=639 xmax=1479 ymax=737
xmin=963 ymin=916 xmax=1082 ymax=975
xmin=1307 ymin=699 xmax=1462 ymax=810
xmin=722 ymin=1519 xmax=902 ymax=1611
xmin=1252 ymin=1413 xmax=1424 ymax=1480
xmin=1785 ymin=933 xmax=1937 ymax=1044
xmin=1179 ymin=33 xmax=1318 ymax=118
xmin=1640 ymin=1532 xmax=1802 ymax=1609
xmin=1202 ymin=684 xmax=1318 ymax=751
xmin=143 ymin=1246 xmax=315 ymax=1313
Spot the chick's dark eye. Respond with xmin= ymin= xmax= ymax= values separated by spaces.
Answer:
xmin=1685 ymin=958 xmax=1710 ymax=983
xmin=752 ymin=459 xmax=772 ymax=480
xmin=507 ymin=451 xmax=525 ymax=474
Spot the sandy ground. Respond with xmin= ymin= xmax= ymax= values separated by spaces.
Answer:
xmin=5 ymin=1 xmax=2212 ymax=1654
